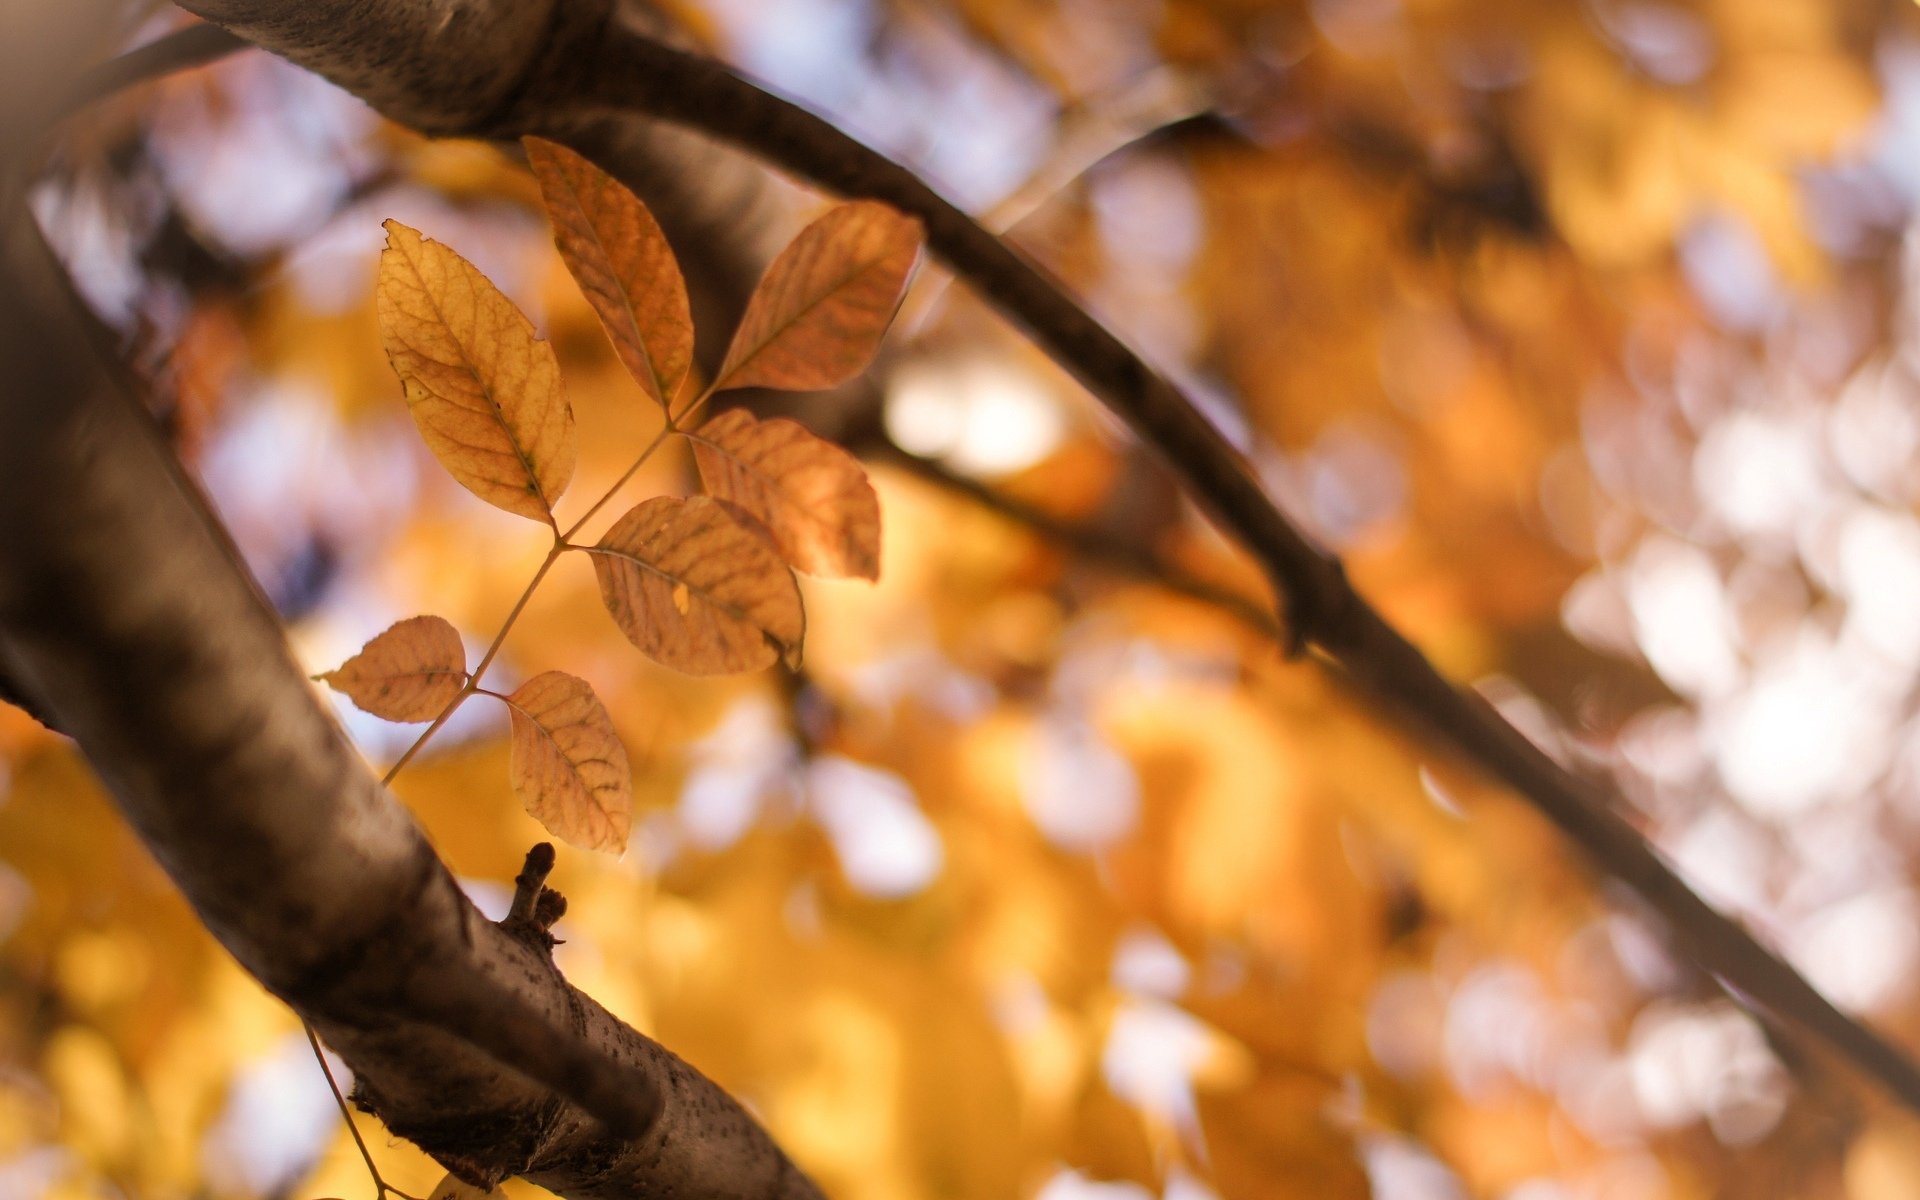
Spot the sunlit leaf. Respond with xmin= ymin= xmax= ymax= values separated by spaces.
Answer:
xmin=688 ymin=408 xmax=881 ymax=579
xmin=428 ymin=1173 xmax=500 ymax=1200
xmin=318 ymin=615 xmax=467 ymax=722
xmin=712 ymin=201 xmax=922 ymax=393
xmin=378 ymin=219 xmax=576 ymax=524
xmin=501 ymin=672 xmax=632 ymax=854
xmin=524 ymin=137 xmax=693 ymax=411
xmin=587 ymin=495 xmax=805 ymax=674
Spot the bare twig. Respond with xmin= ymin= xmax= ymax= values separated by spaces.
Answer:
xmin=508 ymin=21 xmax=1920 ymax=1111
xmin=60 ymin=22 xmax=249 ymax=118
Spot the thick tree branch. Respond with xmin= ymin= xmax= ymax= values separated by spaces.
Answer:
xmin=0 ymin=0 xmax=1838 ymax=1185
xmin=501 ymin=15 xmax=1920 ymax=1111
xmin=153 ymin=0 xmax=1920 ymax=1112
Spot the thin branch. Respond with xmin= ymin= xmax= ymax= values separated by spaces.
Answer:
xmin=875 ymin=441 xmax=1284 ymax=643
xmin=60 ymin=22 xmax=250 ymax=118
xmin=508 ymin=22 xmax=1920 ymax=1112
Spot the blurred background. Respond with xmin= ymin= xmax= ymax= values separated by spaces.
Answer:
xmin=5 ymin=0 xmax=1920 ymax=1196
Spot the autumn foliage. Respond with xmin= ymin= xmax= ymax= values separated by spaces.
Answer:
xmin=10 ymin=3 xmax=1920 ymax=1200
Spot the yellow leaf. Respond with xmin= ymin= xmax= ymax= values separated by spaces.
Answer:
xmin=713 ymin=201 xmax=922 ymax=393
xmin=318 ymin=615 xmax=467 ymax=722
xmin=428 ymin=1172 xmax=500 ymax=1200
xmin=378 ymin=219 xmax=576 ymax=524
xmin=688 ymin=408 xmax=881 ymax=579
xmin=501 ymin=671 xmax=632 ymax=854
xmin=587 ymin=495 xmax=805 ymax=674
xmin=524 ymin=137 xmax=693 ymax=411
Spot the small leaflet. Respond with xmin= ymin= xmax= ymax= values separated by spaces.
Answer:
xmin=524 ymin=137 xmax=693 ymax=412
xmin=588 ymin=495 xmax=805 ymax=674
xmin=318 ymin=615 xmax=467 ymax=722
xmin=689 ymin=408 xmax=881 ymax=580
xmin=711 ymin=201 xmax=923 ymax=394
xmin=377 ymin=220 xmax=576 ymax=525
xmin=502 ymin=672 xmax=633 ymax=854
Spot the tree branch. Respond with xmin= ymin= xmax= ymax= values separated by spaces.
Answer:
xmin=493 ymin=7 xmax=1920 ymax=1113
xmin=131 ymin=0 xmax=1920 ymax=1149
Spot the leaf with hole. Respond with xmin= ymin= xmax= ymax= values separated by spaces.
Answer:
xmin=318 ymin=615 xmax=467 ymax=722
xmin=588 ymin=495 xmax=805 ymax=674
xmin=525 ymin=137 xmax=692 ymax=412
xmin=712 ymin=201 xmax=923 ymax=394
xmin=501 ymin=672 xmax=632 ymax=854
xmin=378 ymin=219 xmax=575 ymax=524
xmin=689 ymin=408 xmax=881 ymax=579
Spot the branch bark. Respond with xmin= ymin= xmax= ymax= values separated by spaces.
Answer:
xmin=3 ymin=2 xmax=1905 ymax=1194
xmin=160 ymin=0 xmax=1920 ymax=1112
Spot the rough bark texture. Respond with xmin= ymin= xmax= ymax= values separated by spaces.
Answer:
xmin=4 ymin=4 xmax=1919 ymax=1199
xmin=165 ymin=0 xmax=1920 ymax=1113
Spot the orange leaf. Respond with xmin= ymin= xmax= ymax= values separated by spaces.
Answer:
xmin=587 ymin=496 xmax=805 ymax=674
xmin=501 ymin=672 xmax=632 ymax=854
xmin=318 ymin=615 xmax=467 ymax=722
xmin=524 ymin=137 xmax=693 ymax=411
xmin=378 ymin=219 xmax=576 ymax=524
xmin=712 ymin=201 xmax=922 ymax=393
xmin=688 ymin=408 xmax=881 ymax=579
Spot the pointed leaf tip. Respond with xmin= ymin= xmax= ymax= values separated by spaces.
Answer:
xmin=713 ymin=201 xmax=923 ymax=394
xmin=524 ymin=137 xmax=693 ymax=411
xmin=319 ymin=615 xmax=467 ymax=722
xmin=502 ymin=672 xmax=632 ymax=854
xmin=378 ymin=219 xmax=576 ymax=524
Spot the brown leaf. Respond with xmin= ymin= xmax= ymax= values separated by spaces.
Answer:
xmin=502 ymin=672 xmax=632 ymax=854
xmin=712 ymin=201 xmax=923 ymax=394
xmin=689 ymin=408 xmax=881 ymax=579
xmin=318 ymin=615 xmax=467 ymax=722
xmin=524 ymin=137 xmax=693 ymax=411
xmin=588 ymin=495 xmax=805 ymax=674
xmin=378 ymin=219 xmax=575 ymax=524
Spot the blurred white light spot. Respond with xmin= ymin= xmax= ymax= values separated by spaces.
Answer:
xmin=1593 ymin=2 xmax=1715 ymax=84
xmin=457 ymin=877 xmax=513 ymax=923
xmin=1663 ymin=809 xmax=1771 ymax=914
xmin=1679 ymin=211 xmax=1778 ymax=331
xmin=1711 ymin=635 xmax=1890 ymax=817
xmin=1785 ymin=888 xmax=1919 ymax=1013
xmin=680 ymin=697 xmax=799 ymax=850
xmin=885 ymin=358 xmax=1067 ymax=477
xmin=1023 ymin=718 xmax=1140 ymax=849
xmin=1305 ymin=423 xmax=1406 ymax=546
xmin=1830 ymin=362 xmax=1920 ymax=500
xmin=0 ymin=1149 xmax=73 ymax=1200
xmin=1837 ymin=506 xmax=1920 ymax=667
xmin=1443 ymin=962 xmax=1552 ymax=1097
xmin=1625 ymin=538 xmax=1738 ymax=699
xmin=1112 ymin=929 xmax=1190 ymax=999
xmin=1164 ymin=1167 xmax=1221 ymax=1200
xmin=1693 ymin=409 xmax=1824 ymax=541
xmin=1626 ymin=1002 xmax=1787 ymax=1144
xmin=1101 ymin=999 xmax=1211 ymax=1128
xmin=30 ymin=179 xmax=143 ymax=326
xmin=1093 ymin=156 xmax=1203 ymax=274
xmin=1036 ymin=1168 xmax=1154 ymax=1200
xmin=1361 ymin=1135 xmax=1466 ymax=1200
xmin=202 ymin=1032 xmax=341 ymax=1194
xmin=1367 ymin=971 xmax=1445 ymax=1080
xmin=807 ymin=756 xmax=943 ymax=898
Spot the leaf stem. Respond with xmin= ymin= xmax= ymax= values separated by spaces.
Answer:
xmin=381 ymin=397 xmax=708 ymax=788
xmin=305 ymin=1021 xmax=428 ymax=1200
xmin=381 ymin=544 xmax=562 ymax=786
